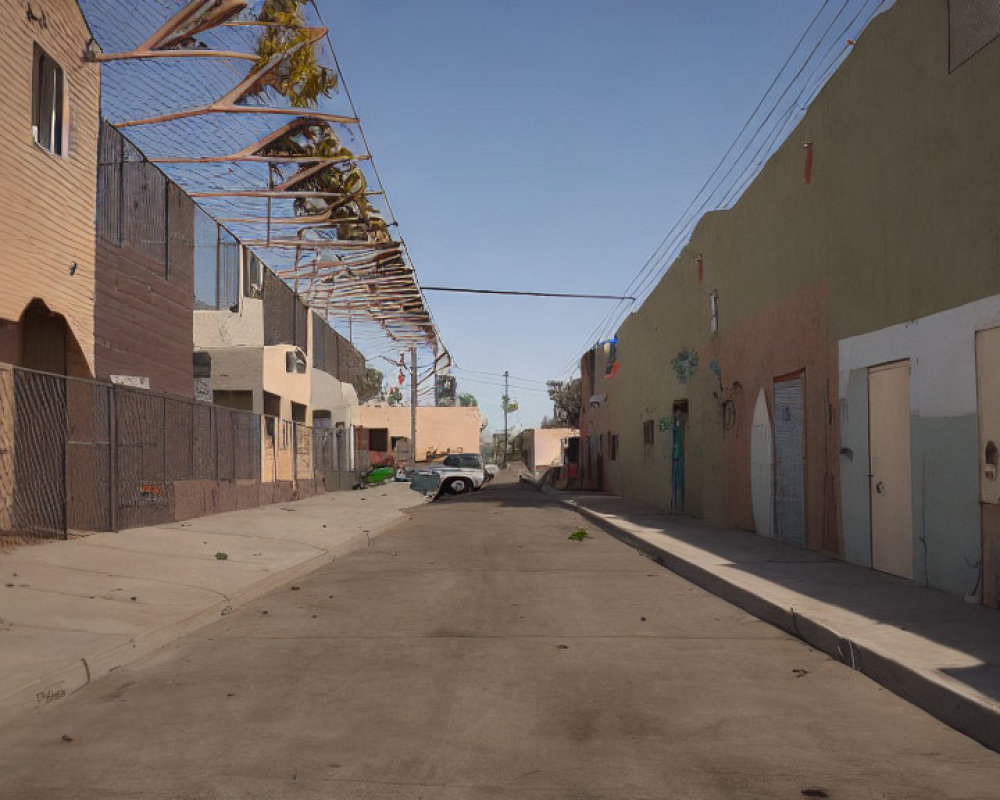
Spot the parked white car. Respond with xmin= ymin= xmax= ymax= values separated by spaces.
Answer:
xmin=426 ymin=453 xmax=497 ymax=494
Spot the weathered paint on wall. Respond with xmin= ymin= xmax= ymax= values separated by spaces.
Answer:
xmin=194 ymin=298 xmax=264 ymax=350
xmin=0 ymin=0 xmax=101 ymax=376
xmin=717 ymin=281 xmax=836 ymax=551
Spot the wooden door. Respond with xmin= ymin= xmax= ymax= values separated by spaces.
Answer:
xmin=868 ymin=361 xmax=913 ymax=579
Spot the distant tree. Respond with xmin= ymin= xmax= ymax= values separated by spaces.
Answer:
xmin=546 ymin=378 xmax=582 ymax=428
xmin=459 ymin=393 xmax=478 ymax=407
xmin=354 ymin=367 xmax=384 ymax=404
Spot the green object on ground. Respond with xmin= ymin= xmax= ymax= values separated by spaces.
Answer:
xmin=215 ymin=552 xmax=228 ymax=560
xmin=568 ymin=530 xmax=589 ymax=542
xmin=366 ymin=467 xmax=396 ymax=485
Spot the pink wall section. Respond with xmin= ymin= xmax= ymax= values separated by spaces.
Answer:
xmin=717 ymin=280 xmax=839 ymax=553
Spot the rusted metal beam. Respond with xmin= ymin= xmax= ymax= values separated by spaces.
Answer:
xmin=151 ymin=154 xmax=369 ymax=165
xmin=116 ymin=105 xmax=359 ymax=129
xmin=95 ymin=50 xmax=258 ymax=62
xmin=116 ymin=41 xmax=357 ymax=128
xmin=188 ymin=190 xmax=380 ymax=198
xmin=239 ymin=238 xmax=398 ymax=249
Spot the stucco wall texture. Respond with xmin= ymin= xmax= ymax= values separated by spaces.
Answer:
xmin=0 ymin=0 xmax=100 ymax=375
xmin=523 ymin=428 xmax=578 ymax=471
xmin=588 ymin=0 xmax=1000 ymax=598
xmin=358 ymin=405 xmax=482 ymax=461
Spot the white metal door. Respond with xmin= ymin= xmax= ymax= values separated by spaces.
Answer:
xmin=868 ymin=361 xmax=913 ymax=579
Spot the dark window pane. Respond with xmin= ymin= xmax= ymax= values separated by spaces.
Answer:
xmin=218 ymin=228 xmax=239 ymax=310
xmin=193 ymin=207 xmax=218 ymax=309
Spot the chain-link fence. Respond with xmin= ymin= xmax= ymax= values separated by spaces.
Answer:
xmin=0 ymin=364 xmax=346 ymax=542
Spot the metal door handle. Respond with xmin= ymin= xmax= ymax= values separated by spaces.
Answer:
xmin=876 ymin=481 xmax=885 ymax=495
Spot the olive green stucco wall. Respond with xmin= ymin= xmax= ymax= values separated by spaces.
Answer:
xmin=594 ymin=0 xmax=1000 ymax=570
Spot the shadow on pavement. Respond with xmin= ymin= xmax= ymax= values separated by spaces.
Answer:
xmin=545 ymin=489 xmax=1000 ymax=704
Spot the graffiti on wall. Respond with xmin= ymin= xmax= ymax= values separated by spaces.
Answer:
xmin=671 ymin=348 xmax=699 ymax=384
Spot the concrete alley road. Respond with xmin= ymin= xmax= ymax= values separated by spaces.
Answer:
xmin=2 ymin=483 xmax=1000 ymax=799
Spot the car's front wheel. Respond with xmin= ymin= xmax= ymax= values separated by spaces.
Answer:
xmin=447 ymin=477 xmax=473 ymax=494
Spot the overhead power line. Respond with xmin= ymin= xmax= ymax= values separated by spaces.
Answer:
xmin=556 ymin=0 xmax=891 ymax=379
xmin=422 ymin=287 xmax=637 ymax=301
xmin=452 ymin=366 xmax=550 ymax=386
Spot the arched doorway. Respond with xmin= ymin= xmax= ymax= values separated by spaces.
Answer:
xmin=6 ymin=301 xmax=80 ymax=537
xmin=18 ymin=299 xmax=87 ymax=377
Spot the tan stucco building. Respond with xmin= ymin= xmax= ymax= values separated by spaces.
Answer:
xmin=358 ymin=405 xmax=482 ymax=464
xmin=522 ymin=427 xmax=578 ymax=472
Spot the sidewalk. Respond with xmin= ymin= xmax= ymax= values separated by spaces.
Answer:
xmin=540 ymin=485 xmax=1000 ymax=752
xmin=0 ymin=483 xmax=419 ymax=723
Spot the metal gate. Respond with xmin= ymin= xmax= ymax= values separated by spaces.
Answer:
xmin=773 ymin=374 xmax=806 ymax=545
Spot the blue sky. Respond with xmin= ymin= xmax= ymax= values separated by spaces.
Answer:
xmin=320 ymin=0 xmax=827 ymax=433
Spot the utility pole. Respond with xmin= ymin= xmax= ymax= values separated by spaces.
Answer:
xmin=503 ymin=369 xmax=509 ymax=469
xmin=410 ymin=347 xmax=418 ymax=466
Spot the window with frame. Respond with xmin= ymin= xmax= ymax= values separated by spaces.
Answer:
xmin=244 ymin=248 xmax=264 ymax=298
xmin=285 ymin=349 xmax=307 ymax=374
xmin=643 ymin=420 xmax=655 ymax=461
xmin=32 ymin=44 xmax=63 ymax=155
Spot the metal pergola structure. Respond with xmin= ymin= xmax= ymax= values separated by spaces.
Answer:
xmin=79 ymin=0 xmax=448 ymax=360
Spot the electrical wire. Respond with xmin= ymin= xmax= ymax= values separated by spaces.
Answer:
xmin=555 ymin=0 xmax=889 ymax=378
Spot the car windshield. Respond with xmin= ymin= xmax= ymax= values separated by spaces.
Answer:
xmin=444 ymin=454 xmax=482 ymax=468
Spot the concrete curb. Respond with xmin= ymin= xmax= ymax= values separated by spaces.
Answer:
xmin=1 ymin=522 xmax=402 ymax=725
xmin=540 ymin=486 xmax=1000 ymax=752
